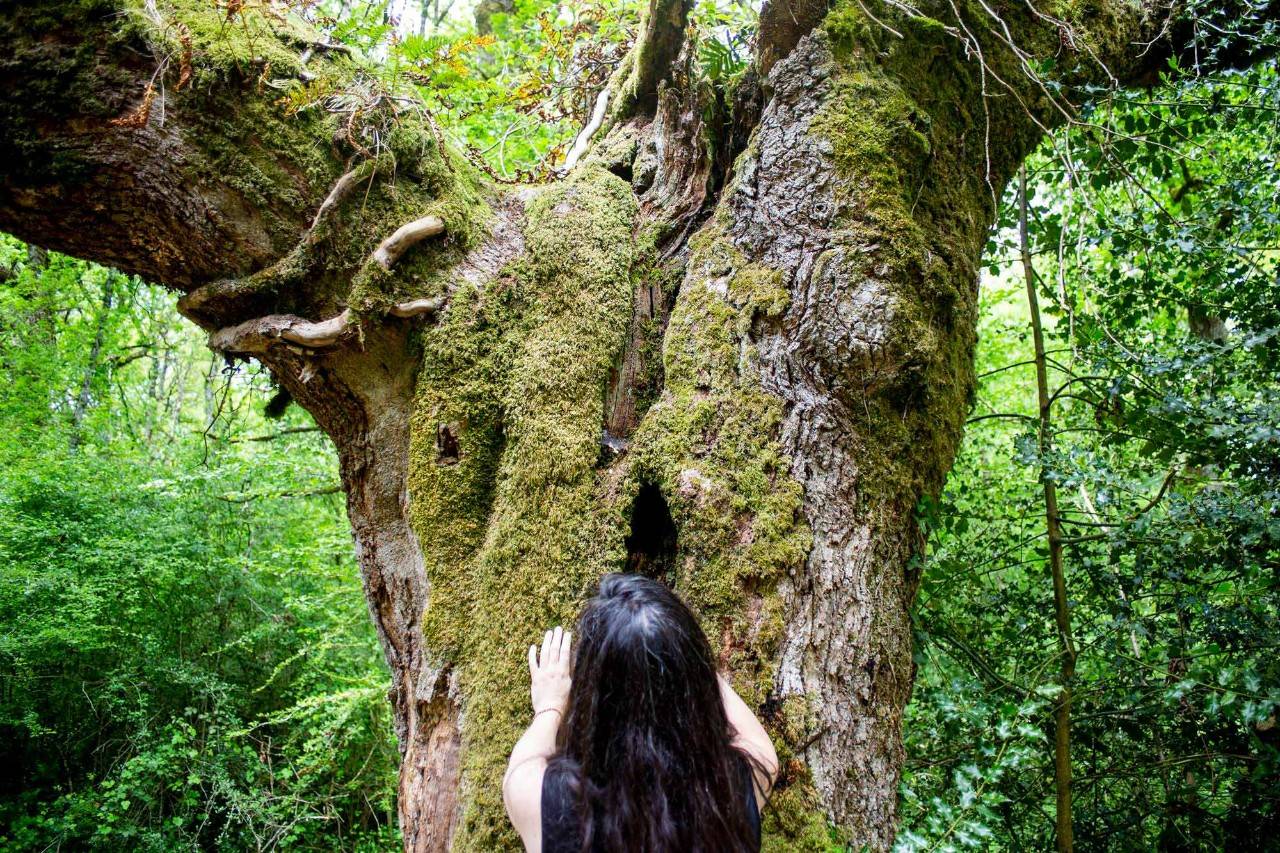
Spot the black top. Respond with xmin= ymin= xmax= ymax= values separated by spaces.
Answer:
xmin=540 ymin=757 xmax=762 ymax=852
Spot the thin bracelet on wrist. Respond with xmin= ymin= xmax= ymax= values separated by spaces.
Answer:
xmin=532 ymin=707 xmax=562 ymax=721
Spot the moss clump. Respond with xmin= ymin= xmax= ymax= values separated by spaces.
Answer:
xmin=408 ymin=166 xmax=639 ymax=850
xmin=800 ymin=10 xmax=994 ymax=506
xmin=130 ymin=0 xmax=317 ymax=83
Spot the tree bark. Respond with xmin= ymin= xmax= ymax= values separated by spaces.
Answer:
xmin=1 ymin=1 xmax=1265 ymax=850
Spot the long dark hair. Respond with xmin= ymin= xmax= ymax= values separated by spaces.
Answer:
xmin=546 ymin=573 xmax=760 ymax=852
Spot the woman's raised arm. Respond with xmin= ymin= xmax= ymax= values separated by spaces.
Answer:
xmin=503 ymin=626 xmax=572 ymax=852
xmin=717 ymin=673 xmax=779 ymax=807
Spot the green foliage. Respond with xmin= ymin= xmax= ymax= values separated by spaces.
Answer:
xmin=902 ymin=58 xmax=1280 ymax=850
xmin=688 ymin=0 xmax=755 ymax=83
xmin=298 ymin=0 xmax=641 ymax=179
xmin=0 ymin=236 xmax=397 ymax=850
xmin=290 ymin=0 xmax=755 ymax=177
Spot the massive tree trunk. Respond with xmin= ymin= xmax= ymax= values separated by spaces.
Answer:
xmin=1 ymin=0 xmax=1262 ymax=849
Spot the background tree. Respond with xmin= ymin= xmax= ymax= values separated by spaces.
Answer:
xmin=0 ymin=0 xmax=1275 ymax=850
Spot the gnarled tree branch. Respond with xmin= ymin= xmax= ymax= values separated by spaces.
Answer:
xmin=612 ymin=0 xmax=692 ymax=120
xmin=373 ymin=215 xmax=446 ymax=269
xmin=209 ymin=309 xmax=353 ymax=354
xmin=209 ymin=295 xmax=446 ymax=355
xmin=210 ymin=208 xmax=449 ymax=356
xmin=560 ymin=89 xmax=610 ymax=173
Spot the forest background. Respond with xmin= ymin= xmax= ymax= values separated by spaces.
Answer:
xmin=0 ymin=0 xmax=1276 ymax=850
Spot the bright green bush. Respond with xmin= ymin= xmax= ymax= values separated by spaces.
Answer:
xmin=0 ymin=237 xmax=398 ymax=851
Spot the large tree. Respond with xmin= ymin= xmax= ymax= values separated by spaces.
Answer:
xmin=0 ymin=0 xmax=1271 ymax=849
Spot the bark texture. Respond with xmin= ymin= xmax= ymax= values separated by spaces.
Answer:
xmin=0 ymin=0 xmax=1256 ymax=850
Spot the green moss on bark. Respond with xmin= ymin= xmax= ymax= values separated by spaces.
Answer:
xmin=623 ymin=214 xmax=818 ymax=847
xmin=408 ymin=166 xmax=639 ymax=849
xmin=406 ymin=162 xmax=817 ymax=847
xmin=800 ymin=5 xmax=1009 ymax=508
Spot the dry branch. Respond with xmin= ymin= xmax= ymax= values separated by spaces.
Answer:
xmin=209 ymin=309 xmax=351 ymax=354
xmin=560 ymin=89 xmax=610 ymax=173
xmin=373 ymin=215 xmax=446 ymax=269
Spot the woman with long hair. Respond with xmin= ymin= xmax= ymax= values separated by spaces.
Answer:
xmin=503 ymin=573 xmax=778 ymax=852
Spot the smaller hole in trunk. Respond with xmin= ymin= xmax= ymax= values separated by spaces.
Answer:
xmin=436 ymin=422 xmax=460 ymax=465
xmin=624 ymin=483 xmax=678 ymax=582
xmin=607 ymin=158 xmax=634 ymax=183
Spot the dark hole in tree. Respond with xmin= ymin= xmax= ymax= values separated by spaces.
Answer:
xmin=264 ymin=386 xmax=293 ymax=419
xmin=624 ymin=483 xmax=678 ymax=581
xmin=606 ymin=158 xmax=633 ymax=183
xmin=436 ymin=422 xmax=460 ymax=465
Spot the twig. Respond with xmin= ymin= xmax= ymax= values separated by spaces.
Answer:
xmin=559 ymin=88 xmax=610 ymax=173
xmin=219 ymin=484 xmax=342 ymax=503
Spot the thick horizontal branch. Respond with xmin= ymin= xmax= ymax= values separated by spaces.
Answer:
xmin=0 ymin=1 xmax=354 ymax=290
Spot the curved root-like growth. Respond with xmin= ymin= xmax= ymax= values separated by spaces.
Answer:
xmin=560 ymin=89 xmax=611 ymax=173
xmin=209 ymin=309 xmax=353 ymax=353
xmin=209 ymin=295 xmax=446 ymax=354
xmin=389 ymin=296 xmax=447 ymax=318
xmin=210 ymin=212 xmax=448 ymax=356
xmin=180 ymin=158 xmax=391 ymax=323
xmin=373 ymin=215 xmax=446 ymax=269
xmin=308 ymin=163 xmax=377 ymax=239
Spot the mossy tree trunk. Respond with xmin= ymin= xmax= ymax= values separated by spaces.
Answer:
xmin=1 ymin=1 xmax=1267 ymax=850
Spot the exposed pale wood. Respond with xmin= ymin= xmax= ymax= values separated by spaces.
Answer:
xmin=561 ymin=89 xmax=610 ymax=173
xmin=389 ymin=296 xmax=447 ymax=318
xmin=310 ymin=166 xmax=372 ymax=238
xmin=208 ymin=309 xmax=350 ymax=354
xmin=210 ymin=297 xmax=446 ymax=355
xmin=374 ymin=215 xmax=446 ymax=269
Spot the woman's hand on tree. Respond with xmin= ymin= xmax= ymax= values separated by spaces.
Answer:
xmin=528 ymin=625 xmax=572 ymax=715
